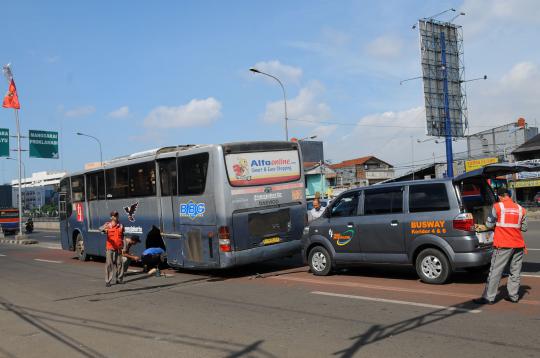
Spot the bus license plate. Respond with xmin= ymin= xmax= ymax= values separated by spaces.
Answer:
xmin=262 ymin=237 xmax=281 ymax=245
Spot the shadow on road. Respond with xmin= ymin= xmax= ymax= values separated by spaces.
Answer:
xmin=0 ymin=296 xmax=277 ymax=358
xmin=333 ymin=297 xmax=538 ymax=357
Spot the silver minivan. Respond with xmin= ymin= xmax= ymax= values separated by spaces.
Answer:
xmin=302 ymin=164 xmax=538 ymax=284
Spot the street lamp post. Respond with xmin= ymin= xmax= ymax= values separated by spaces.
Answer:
xmin=5 ymin=157 xmax=26 ymax=212
xmin=76 ymin=132 xmax=103 ymax=167
xmin=249 ymin=68 xmax=289 ymax=141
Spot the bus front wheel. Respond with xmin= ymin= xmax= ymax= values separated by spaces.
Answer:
xmin=75 ymin=234 xmax=88 ymax=261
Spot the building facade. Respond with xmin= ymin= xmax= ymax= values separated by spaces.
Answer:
xmin=466 ymin=119 xmax=537 ymax=162
xmin=11 ymin=171 xmax=66 ymax=211
xmin=330 ymin=156 xmax=394 ymax=186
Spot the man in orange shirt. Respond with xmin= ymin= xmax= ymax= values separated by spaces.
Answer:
xmin=100 ymin=211 xmax=124 ymax=287
xmin=474 ymin=188 xmax=527 ymax=304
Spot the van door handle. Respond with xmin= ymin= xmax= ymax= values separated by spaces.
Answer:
xmin=347 ymin=222 xmax=354 ymax=228
xmin=390 ymin=220 xmax=399 ymax=227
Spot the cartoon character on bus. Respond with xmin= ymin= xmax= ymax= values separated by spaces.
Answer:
xmin=232 ymin=158 xmax=251 ymax=181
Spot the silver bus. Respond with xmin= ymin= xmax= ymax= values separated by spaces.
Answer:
xmin=59 ymin=141 xmax=306 ymax=269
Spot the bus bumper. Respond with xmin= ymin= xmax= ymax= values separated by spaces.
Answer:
xmin=222 ymin=240 xmax=302 ymax=268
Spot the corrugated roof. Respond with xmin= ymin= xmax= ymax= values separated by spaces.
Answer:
xmin=513 ymin=134 xmax=540 ymax=154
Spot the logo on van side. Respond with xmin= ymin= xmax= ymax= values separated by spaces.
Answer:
xmin=410 ymin=220 xmax=447 ymax=235
xmin=180 ymin=201 xmax=206 ymax=220
xmin=329 ymin=228 xmax=354 ymax=246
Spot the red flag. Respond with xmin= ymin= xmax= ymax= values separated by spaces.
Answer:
xmin=3 ymin=79 xmax=20 ymax=109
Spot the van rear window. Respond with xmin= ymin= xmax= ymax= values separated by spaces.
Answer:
xmin=225 ymin=150 xmax=300 ymax=186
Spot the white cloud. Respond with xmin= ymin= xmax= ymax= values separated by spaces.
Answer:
xmin=251 ymin=60 xmax=303 ymax=84
xmin=108 ymin=106 xmax=130 ymax=118
xmin=262 ymin=81 xmax=331 ymax=125
xmin=468 ymin=61 xmax=540 ymax=127
xmin=365 ymin=35 xmax=403 ymax=59
xmin=64 ymin=105 xmax=95 ymax=118
xmin=461 ymin=0 xmax=540 ymax=35
xmin=143 ymin=97 xmax=222 ymax=128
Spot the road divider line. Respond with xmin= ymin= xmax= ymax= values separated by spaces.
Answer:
xmin=526 ymin=248 xmax=540 ymax=251
xmin=34 ymin=259 xmax=63 ymax=264
xmin=40 ymin=244 xmax=62 ymax=250
xmin=312 ymin=291 xmax=482 ymax=314
xmin=271 ymin=276 xmax=540 ymax=305
xmin=0 ymin=254 xmax=6 ymax=257
xmin=43 ymin=236 xmax=57 ymax=238
xmin=522 ymin=274 xmax=540 ymax=278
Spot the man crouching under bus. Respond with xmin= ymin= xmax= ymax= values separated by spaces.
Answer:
xmin=118 ymin=235 xmax=141 ymax=284
xmin=100 ymin=211 xmax=124 ymax=287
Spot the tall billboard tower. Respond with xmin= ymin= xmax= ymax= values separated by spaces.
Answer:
xmin=418 ymin=18 xmax=467 ymax=176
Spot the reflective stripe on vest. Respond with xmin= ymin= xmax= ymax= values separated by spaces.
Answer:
xmin=497 ymin=202 xmax=523 ymax=229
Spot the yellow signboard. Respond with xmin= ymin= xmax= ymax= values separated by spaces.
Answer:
xmin=509 ymin=179 xmax=540 ymax=189
xmin=465 ymin=157 xmax=499 ymax=172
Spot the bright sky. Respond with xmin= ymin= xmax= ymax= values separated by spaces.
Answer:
xmin=1 ymin=0 xmax=539 ymax=183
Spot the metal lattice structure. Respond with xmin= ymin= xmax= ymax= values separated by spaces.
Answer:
xmin=419 ymin=19 xmax=468 ymax=137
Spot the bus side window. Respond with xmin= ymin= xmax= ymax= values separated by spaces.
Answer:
xmin=71 ymin=175 xmax=85 ymax=202
xmin=178 ymin=153 xmax=209 ymax=196
xmin=159 ymin=158 xmax=178 ymax=196
xmin=106 ymin=167 xmax=129 ymax=199
xmin=129 ymin=162 xmax=156 ymax=197
xmin=86 ymin=173 xmax=99 ymax=201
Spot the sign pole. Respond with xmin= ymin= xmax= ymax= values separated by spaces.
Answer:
xmin=440 ymin=31 xmax=454 ymax=177
xmin=14 ymin=109 xmax=24 ymax=237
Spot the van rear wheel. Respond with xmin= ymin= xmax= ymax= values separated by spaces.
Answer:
xmin=308 ymin=246 xmax=332 ymax=276
xmin=415 ymin=248 xmax=451 ymax=284
xmin=75 ymin=233 xmax=88 ymax=262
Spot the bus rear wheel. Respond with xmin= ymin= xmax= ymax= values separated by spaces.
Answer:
xmin=75 ymin=234 xmax=88 ymax=261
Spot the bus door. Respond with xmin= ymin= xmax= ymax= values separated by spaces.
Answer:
xmin=157 ymin=158 xmax=182 ymax=266
xmin=58 ymin=178 xmax=72 ymax=250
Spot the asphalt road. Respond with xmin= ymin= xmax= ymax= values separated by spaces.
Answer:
xmin=1 ymin=226 xmax=540 ymax=358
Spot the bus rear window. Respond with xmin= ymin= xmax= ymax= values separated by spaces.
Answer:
xmin=225 ymin=150 xmax=300 ymax=187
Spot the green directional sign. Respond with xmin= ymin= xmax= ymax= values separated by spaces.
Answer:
xmin=0 ymin=128 xmax=8 ymax=157
xmin=29 ymin=130 xmax=59 ymax=159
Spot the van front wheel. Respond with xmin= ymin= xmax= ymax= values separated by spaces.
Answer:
xmin=308 ymin=246 xmax=332 ymax=276
xmin=415 ymin=248 xmax=451 ymax=284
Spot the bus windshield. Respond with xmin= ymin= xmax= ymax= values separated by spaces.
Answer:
xmin=225 ymin=150 xmax=301 ymax=186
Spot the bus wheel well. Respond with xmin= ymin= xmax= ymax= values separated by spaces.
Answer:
xmin=71 ymin=230 xmax=81 ymax=251
xmin=412 ymin=244 xmax=449 ymax=266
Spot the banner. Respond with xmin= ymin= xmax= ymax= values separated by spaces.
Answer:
xmin=29 ymin=130 xmax=59 ymax=159
xmin=0 ymin=128 xmax=8 ymax=157
xmin=465 ymin=157 xmax=498 ymax=172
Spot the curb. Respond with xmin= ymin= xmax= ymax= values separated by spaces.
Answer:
xmin=0 ymin=239 xmax=39 ymax=245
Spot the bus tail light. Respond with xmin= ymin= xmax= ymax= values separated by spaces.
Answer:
xmin=218 ymin=226 xmax=231 ymax=252
xmin=453 ymin=213 xmax=474 ymax=232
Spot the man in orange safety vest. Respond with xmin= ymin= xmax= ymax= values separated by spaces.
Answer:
xmin=473 ymin=187 xmax=527 ymax=305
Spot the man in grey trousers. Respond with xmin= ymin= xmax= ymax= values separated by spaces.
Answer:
xmin=474 ymin=188 xmax=527 ymax=305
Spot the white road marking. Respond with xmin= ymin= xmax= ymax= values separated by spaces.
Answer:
xmin=34 ymin=259 xmax=63 ymax=264
xmin=40 ymin=244 xmax=62 ymax=250
xmin=43 ymin=235 xmax=57 ymax=238
xmin=127 ymin=269 xmax=140 ymax=273
xmin=0 ymin=254 xmax=6 ymax=257
xmin=312 ymin=291 xmax=482 ymax=314
xmin=526 ymin=248 xmax=540 ymax=251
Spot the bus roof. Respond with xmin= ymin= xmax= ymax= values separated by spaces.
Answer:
xmin=62 ymin=141 xmax=298 ymax=178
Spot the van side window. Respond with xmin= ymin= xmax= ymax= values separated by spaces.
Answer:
xmin=71 ymin=175 xmax=85 ymax=202
xmin=159 ymin=158 xmax=178 ymax=196
xmin=129 ymin=162 xmax=156 ymax=197
xmin=409 ymin=184 xmax=450 ymax=212
xmin=364 ymin=187 xmax=403 ymax=215
xmin=178 ymin=153 xmax=209 ymax=195
xmin=331 ymin=192 xmax=359 ymax=217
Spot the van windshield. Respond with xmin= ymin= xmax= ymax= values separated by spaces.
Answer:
xmin=225 ymin=150 xmax=301 ymax=187
xmin=455 ymin=177 xmax=496 ymax=224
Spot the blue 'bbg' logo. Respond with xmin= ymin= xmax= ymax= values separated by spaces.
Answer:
xmin=180 ymin=201 xmax=206 ymax=220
